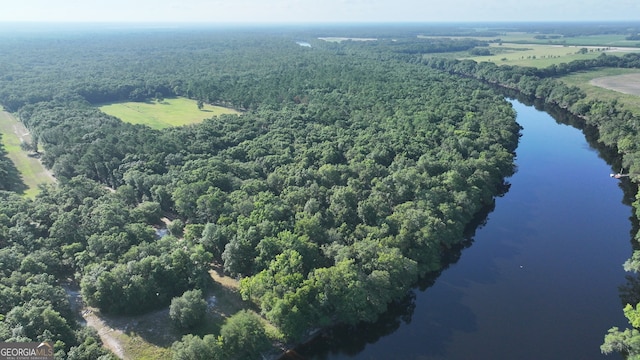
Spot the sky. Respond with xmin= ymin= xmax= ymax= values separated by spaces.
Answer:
xmin=1 ymin=0 xmax=639 ymax=24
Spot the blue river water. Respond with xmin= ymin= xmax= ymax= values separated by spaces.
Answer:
xmin=298 ymin=99 xmax=633 ymax=360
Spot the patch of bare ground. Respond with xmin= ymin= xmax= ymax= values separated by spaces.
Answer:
xmin=82 ymin=310 xmax=128 ymax=359
xmin=209 ymin=263 xmax=239 ymax=290
xmin=70 ymin=291 xmax=175 ymax=359
xmin=64 ymin=264 xmax=256 ymax=360
xmin=207 ymin=263 xmax=258 ymax=318
xmin=590 ymin=73 xmax=640 ymax=96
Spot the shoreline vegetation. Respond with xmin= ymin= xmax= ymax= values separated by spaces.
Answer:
xmin=422 ymin=46 xmax=640 ymax=358
xmin=0 ymin=22 xmax=639 ymax=359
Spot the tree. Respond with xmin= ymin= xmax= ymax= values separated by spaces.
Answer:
xmin=169 ymin=289 xmax=208 ymax=330
xmin=19 ymin=140 xmax=38 ymax=154
xmin=199 ymin=223 xmax=228 ymax=258
xmin=4 ymin=300 xmax=76 ymax=349
xmin=171 ymin=334 xmax=224 ymax=360
xmin=220 ymin=310 xmax=271 ymax=359
xmin=130 ymin=201 xmax=162 ymax=224
xmin=197 ymin=100 xmax=204 ymax=110
xmin=67 ymin=327 xmax=117 ymax=360
xmin=168 ymin=219 xmax=185 ymax=237
xmin=602 ymin=303 xmax=640 ymax=358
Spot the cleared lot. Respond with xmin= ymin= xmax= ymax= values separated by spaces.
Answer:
xmin=590 ymin=73 xmax=640 ymax=96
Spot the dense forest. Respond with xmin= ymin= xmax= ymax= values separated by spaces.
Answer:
xmin=1 ymin=22 xmax=640 ymax=359
xmin=0 ymin=26 xmax=520 ymax=358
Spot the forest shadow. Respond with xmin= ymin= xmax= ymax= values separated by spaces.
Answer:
xmin=0 ymin=145 xmax=28 ymax=194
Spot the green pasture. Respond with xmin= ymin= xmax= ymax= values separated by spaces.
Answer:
xmin=461 ymin=43 xmax=635 ymax=68
xmin=558 ymin=68 xmax=640 ymax=114
xmin=0 ymin=106 xmax=55 ymax=197
xmin=99 ymin=97 xmax=240 ymax=130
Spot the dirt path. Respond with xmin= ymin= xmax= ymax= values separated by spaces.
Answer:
xmin=82 ymin=310 xmax=127 ymax=359
xmin=65 ymin=283 xmax=176 ymax=360
xmin=65 ymin=287 xmax=127 ymax=359
xmin=62 ymin=265 xmax=249 ymax=360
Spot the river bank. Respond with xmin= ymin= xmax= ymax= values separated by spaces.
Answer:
xmin=292 ymin=98 xmax=632 ymax=359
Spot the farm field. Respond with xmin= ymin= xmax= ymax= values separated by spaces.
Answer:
xmin=423 ymin=32 xmax=640 ymax=47
xmin=99 ymin=97 xmax=240 ymax=130
xmin=462 ymin=43 xmax=639 ymax=67
xmin=559 ymin=68 xmax=640 ymax=114
xmin=424 ymin=31 xmax=640 ymax=68
xmin=0 ymin=105 xmax=55 ymax=197
xmin=590 ymin=73 xmax=640 ymax=95
xmin=492 ymin=32 xmax=640 ymax=47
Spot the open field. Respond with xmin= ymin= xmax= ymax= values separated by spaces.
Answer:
xmin=558 ymin=68 xmax=640 ymax=114
xmin=500 ymin=33 xmax=640 ymax=47
xmin=494 ymin=33 xmax=640 ymax=47
xmin=422 ymin=31 xmax=640 ymax=68
xmin=590 ymin=73 xmax=640 ymax=96
xmin=99 ymin=97 xmax=240 ymax=130
xmin=462 ymin=43 xmax=639 ymax=68
xmin=0 ymin=106 xmax=55 ymax=197
xmin=423 ymin=32 xmax=640 ymax=47
xmin=318 ymin=37 xmax=378 ymax=42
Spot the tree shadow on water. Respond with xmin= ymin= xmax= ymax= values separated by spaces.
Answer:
xmin=293 ymin=200 xmax=503 ymax=360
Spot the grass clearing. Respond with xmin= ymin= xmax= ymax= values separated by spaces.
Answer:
xmin=0 ymin=106 xmax=55 ymax=197
xmin=558 ymin=68 xmax=640 ymax=114
xmin=99 ymin=97 xmax=240 ymax=130
xmin=83 ymin=308 xmax=174 ymax=360
xmin=80 ymin=264 xmax=261 ymax=360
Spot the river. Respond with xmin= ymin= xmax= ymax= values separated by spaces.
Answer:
xmin=295 ymin=99 xmax=633 ymax=360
